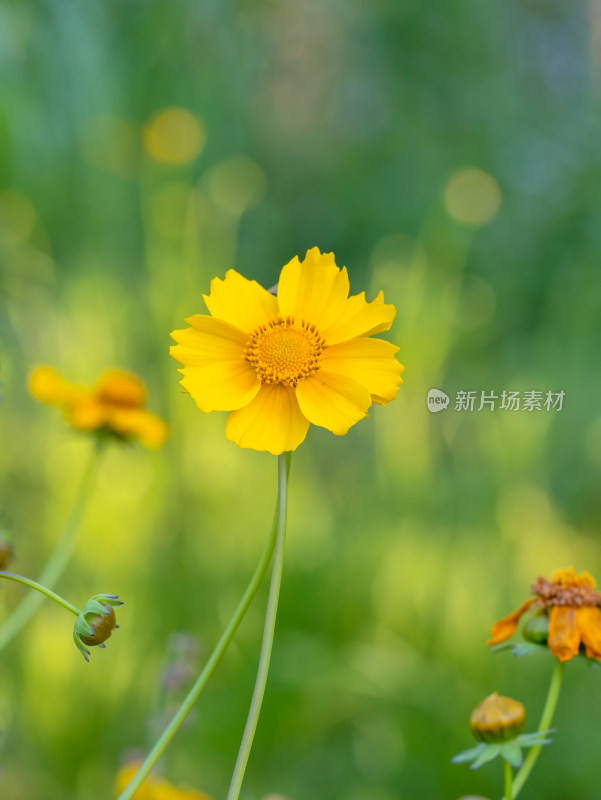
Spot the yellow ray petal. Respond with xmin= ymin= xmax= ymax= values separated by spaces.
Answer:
xmin=277 ymin=247 xmax=350 ymax=332
xmin=170 ymin=315 xmax=247 ymax=366
xmin=487 ymin=598 xmax=536 ymax=645
xmin=320 ymin=337 xmax=404 ymax=406
xmin=577 ymin=606 xmax=601 ymax=660
xmin=203 ymin=269 xmax=278 ymax=333
xmin=180 ymin=361 xmax=260 ymax=413
xmin=548 ymin=606 xmax=581 ymax=662
xmin=108 ymin=408 xmax=169 ymax=448
xmin=321 ymin=290 xmax=396 ymax=346
xmin=225 ymin=384 xmax=310 ymax=454
xmin=68 ymin=398 xmax=107 ymax=431
xmin=28 ymin=366 xmax=88 ymax=409
xmin=295 ymin=371 xmax=371 ymax=435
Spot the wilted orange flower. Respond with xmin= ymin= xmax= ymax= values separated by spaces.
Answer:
xmin=170 ymin=247 xmax=404 ymax=454
xmin=488 ymin=567 xmax=601 ymax=662
xmin=29 ymin=367 xmax=168 ymax=448
xmin=115 ymin=761 xmax=213 ymax=800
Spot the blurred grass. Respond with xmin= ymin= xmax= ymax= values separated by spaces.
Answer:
xmin=1 ymin=0 xmax=601 ymax=798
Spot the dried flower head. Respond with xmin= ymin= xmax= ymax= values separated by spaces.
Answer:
xmin=488 ymin=567 xmax=601 ymax=662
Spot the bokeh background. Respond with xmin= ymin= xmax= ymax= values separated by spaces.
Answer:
xmin=1 ymin=1 xmax=601 ymax=798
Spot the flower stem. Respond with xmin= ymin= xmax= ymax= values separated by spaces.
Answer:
xmin=0 ymin=440 xmax=104 ymax=652
xmin=117 ymin=454 xmax=290 ymax=800
xmin=511 ymin=659 xmax=564 ymax=799
xmin=504 ymin=759 xmax=513 ymax=800
xmin=0 ymin=571 xmax=81 ymax=616
xmin=226 ymin=452 xmax=290 ymax=800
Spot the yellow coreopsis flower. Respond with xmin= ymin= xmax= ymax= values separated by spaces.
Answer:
xmin=29 ymin=367 xmax=168 ymax=448
xmin=170 ymin=247 xmax=404 ymax=454
xmin=115 ymin=762 xmax=213 ymax=800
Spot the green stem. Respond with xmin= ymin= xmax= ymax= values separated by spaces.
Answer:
xmin=504 ymin=759 xmax=513 ymax=800
xmin=511 ymin=659 xmax=564 ymax=799
xmin=0 ymin=571 xmax=80 ymax=616
xmin=117 ymin=454 xmax=291 ymax=800
xmin=0 ymin=441 xmax=104 ymax=652
xmin=227 ymin=452 xmax=290 ymax=800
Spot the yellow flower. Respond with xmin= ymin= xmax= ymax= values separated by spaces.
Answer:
xmin=488 ymin=567 xmax=601 ymax=662
xmin=170 ymin=247 xmax=404 ymax=454
xmin=29 ymin=366 xmax=168 ymax=448
xmin=115 ymin=762 xmax=213 ymax=800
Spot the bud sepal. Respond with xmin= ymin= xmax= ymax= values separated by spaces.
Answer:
xmin=73 ymin=594 xmax=123 ymax=661
xmin=452 ymin=729 xmax=553 ymax=769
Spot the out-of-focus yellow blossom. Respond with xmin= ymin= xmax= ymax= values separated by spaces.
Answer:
xmin=115 ymin=762 xmax=213 ymax=800
xmin=170 ymin=247 xmax=404 ymax=454
xmin=29 ymin=367 xmax=168 ymax=448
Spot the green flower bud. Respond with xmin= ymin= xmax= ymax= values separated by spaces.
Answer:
xmin=522 ymin=611 xmax=549 ymax=644
xmin=470 ymin=692 xmax=526 ymax=743
xmin=0 ymin=531 xmax=14 ymax=570
xmin=73 ymin=594 xmax=123 ymax=661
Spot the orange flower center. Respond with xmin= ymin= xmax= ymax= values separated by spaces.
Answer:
xmin=96 ymin=372 xmax=146 ymax=408
xmin=244 ymin=317 xmax=325 ymax=387
xmin=532 ymin=568 xmax=601 ymax=608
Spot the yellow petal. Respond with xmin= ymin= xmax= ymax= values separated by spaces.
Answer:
xmin=108 ymin=408 xmax=169 ymax=448
xmin=321 ymin=290 xmax=396 ymax=346
xmin=28 ymin=366 xmax=87 ymax=408
xmin=487 ymin=598 xmax=536 ymax=645
xmin=320 ymin=337 xmax=404 ymax=406
xmin=277 ymin=247 xmax=350 ymax=332
xmin=170 ymin=315 xmax=248 ymax=367
xmin=577 ymin=606 xmax=601 ymax=660
xmin=114 ymin=762 xmax=157 ymax=800
xmin=180 ymin=361 xmax=260 ymax=412
xmin=295 ymin=371 xmax=371 ymax=435
xmin=225 ymin=384 xmax=310 ymax=454
xmin=202 ymin=269 xmax=278 ymax=333
xmin=69 ymin=399 xmax=107 ymax=431
xmin=548 ymin=606 xmax=581 ymax=661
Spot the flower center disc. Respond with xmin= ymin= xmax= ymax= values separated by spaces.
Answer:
xmin=244 ymin=318 xmax=325 ymax=387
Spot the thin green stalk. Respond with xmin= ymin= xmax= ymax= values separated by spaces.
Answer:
xmin=117 ymin=455 xmax=291 ymax=800
xmin=0 ymin=571 xmax=80 ymax=616
xmin=511 ymin=659 xmax=564 ymax=799
xmin=0 ymin=441 xmax=103 ymax=652
xmin=504 ymin=759 xmax=513 ymax=800
xmin=227 ymin=452 xmax=290 ymax=800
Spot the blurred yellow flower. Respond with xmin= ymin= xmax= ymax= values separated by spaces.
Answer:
xmin=489 ymin=567 xmax=601 ymax=662
xmin=29 ymin=367 xmax=168 ymax=448
xmin=115 ymin=762 xmax=213 ymax=800
xmin=144 ymin=107 xmax=206 ymax=165
xmin=170 ymin=247 xmax=404 ymax=454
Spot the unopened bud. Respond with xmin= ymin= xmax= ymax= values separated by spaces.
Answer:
xmin=0 ymin=531 xmax=14 ymax=570
xmin=522 ymin=611 xmax=549 ymax=644
xmin=470 ymin=693 xmax=525 ymax=743
xmin=73 ymin=594 xmax=124 ymax=661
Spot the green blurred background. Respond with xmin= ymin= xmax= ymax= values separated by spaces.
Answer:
xmin=1 ymin=0 xmax=601 ymax=798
